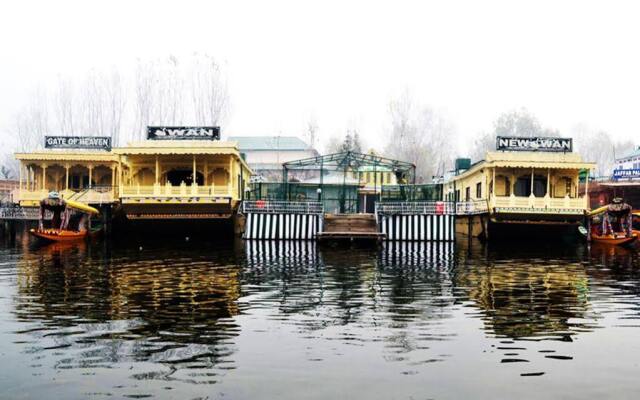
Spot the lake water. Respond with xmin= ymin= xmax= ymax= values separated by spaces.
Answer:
xmin=1 ymin=231 xmax=640 ymax=399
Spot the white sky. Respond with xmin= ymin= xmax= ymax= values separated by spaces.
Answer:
xmin=1 ymin=0 xmax=640 ymax=155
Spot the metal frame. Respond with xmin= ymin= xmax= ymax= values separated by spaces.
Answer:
xmin=281 ymin=151 xmax=417 ymax=213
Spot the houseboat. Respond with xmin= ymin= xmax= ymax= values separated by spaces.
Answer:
xmin=443 ymin=136 xmax=595 ymax=238
xmin=14 ymin=127 xmax=252 ymax=233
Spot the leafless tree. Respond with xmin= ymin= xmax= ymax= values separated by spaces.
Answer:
xmin=471 ymin=108 xmax=559 ymax=162
xmin=190 ymin=53 xmax=229 ymax=126
xmin=572 ymin=123 xmax=633 ymax=177
xmin=133 ymin=59 xmax=157 ymax=141
xmin=53 ymin=75 xmax=76 ymax=135
xmin=325 ymin=135 xmax=343 ymax=154
xmin=384 ymin=91 xmax=456 ymax=183
xmin=12 ymin=85 xmax=49 ymax=152
xmin=102 ymin=68 xmax=126 ymax=145
xmin=304 ymin=116 xmax=319 ymax=150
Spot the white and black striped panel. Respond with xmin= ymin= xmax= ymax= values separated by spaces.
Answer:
xmin=244 ymin=239 xmax=319 ymax=269
xmin=380 ymin=215 xmax=455 ymax=241
xmin=379 ymin=240 xmax=455 ymax=268
xmin=244 ymin=213 xmax=322 ymax=240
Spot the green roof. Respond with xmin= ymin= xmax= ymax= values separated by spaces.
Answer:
xmin=227 ymin=136 xmax=310 ymax=151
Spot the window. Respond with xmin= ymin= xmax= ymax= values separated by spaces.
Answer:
xmin=465 ymin=187 xmax=471 ymax=201
xmin=476 ymin=182 xmax=482 ymax=198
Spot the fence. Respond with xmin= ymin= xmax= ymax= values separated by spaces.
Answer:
xmin=375 ymin=200 xmax=488 ymax=216
xmin=380 ymin=184 xmax=443 ymax=202
xmin=242 ymin=201 xmax=324 ymax=214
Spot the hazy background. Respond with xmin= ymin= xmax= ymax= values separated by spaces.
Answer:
xmin=1 ymin=0 xmax=639 ymax=178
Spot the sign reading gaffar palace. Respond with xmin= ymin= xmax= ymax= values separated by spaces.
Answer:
xmin=44 ymin=136 xmax=111 ymax=151
xmin=147 ymin=126 xmax=221 ymax=140
xmin=496 ymin=136 xmax=573 ymax=152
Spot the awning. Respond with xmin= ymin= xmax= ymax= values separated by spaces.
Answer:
xmin=15 ymin=152 xmax=119 ymax=162
xmin=489 ymin=161 xmax=595 ymax=169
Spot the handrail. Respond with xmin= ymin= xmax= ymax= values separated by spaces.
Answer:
xmin=242 ymin=200 xmax=324 ymax=214
xmin=375 ymin=201 xmax=488 ymax=216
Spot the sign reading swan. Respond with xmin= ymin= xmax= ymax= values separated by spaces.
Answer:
xmin=496 ymin=136 xmax=572 ymax=152
xmin=45 ymin=136 xmax=111 ymax=151
xmin=147 ymin=126 xmax=220 ymax=140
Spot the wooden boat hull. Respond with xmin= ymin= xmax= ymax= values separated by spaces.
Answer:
xmin=591 ymin=233 xmax=637 ymax=246
xmin=30 ymin=228 xmax=89 ymax=242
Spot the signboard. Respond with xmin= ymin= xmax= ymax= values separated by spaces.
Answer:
xmin=496 ymin=136 xmax=572 ymax=152
xmin=612 ymin=169 xmax=640 ymax=180
xmin=147 ymin=126 xmax=220 ymax=140
xmin=44 ymin=136 xmax=111 ymax=151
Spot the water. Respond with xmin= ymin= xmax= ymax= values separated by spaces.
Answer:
xmin=1 ymin=232 xmax=640 ymax=399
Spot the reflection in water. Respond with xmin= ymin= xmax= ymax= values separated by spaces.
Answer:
xmin=3 ymin=233 xmax=640 ymax=398
xmin=14 ymin=240 xmax=242 ymax=388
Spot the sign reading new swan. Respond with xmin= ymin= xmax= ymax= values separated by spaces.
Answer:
xmin=44 ymin=136 xmax=111 ymax=151
xmin=496 ymin=136 xmax=572 ymax=152
xmin=147 ymin=126 xmax=220 ymax=140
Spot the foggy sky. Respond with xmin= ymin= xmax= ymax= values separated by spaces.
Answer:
xmin=1 ymin=0 xmax=639 ymax=154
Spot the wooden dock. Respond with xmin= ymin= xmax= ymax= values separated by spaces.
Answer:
xmin=317 ymin=214 xmax=385 ymax=242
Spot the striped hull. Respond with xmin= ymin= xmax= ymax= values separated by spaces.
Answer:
xmin=244 ymin=213 xmax=323 ymax=240
xmin=379 ymin=214 xmax=455 ymax=241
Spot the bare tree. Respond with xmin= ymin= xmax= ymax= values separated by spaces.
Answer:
xmin=325 ymin=135 xmax=343 ymax=154
xmin=572 ymin=123 xmax=633 ymax=177
xmin=190 ymin=53 xmax=229 ymax=126
xmin=470 ymin=108 xmax=559 ymax=162
xmin=53 ymin=75 xmax=76 ymax=135
xmin=384 ymin=91 xmax=457 ymax=182
xmin=304 ymin=116 xmax=319 ymax=150
xmin=133 ymin=59 xmax=157 ymax=141
xmin=12 ymin=85 xmax=49 ymax=152
xmin=102 ymin=68 xmax=126 ymax=145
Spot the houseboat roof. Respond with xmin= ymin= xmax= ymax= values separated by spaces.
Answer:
xmin=16 ymin=140 xmax=253 ymax=172
xmin=15 ymin=151 xmax=119 ymax=163
xmin=450 ymin=151 xmax=595 ymax=181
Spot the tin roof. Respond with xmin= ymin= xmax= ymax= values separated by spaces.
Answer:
xmin=227 ymin=136 xmax=310 ymax=151
xmin=616 ymin=147 xmax=640 ymax=161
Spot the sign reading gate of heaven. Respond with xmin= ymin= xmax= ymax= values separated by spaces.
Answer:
xmin=147 ymin=126 xmax=221 ymax=140
xmin=44 ymin=136 xmax=112 ymax=151
xmin=496 ymin=136 xmax=573 ymax=152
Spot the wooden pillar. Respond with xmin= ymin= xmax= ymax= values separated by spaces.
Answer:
xmin=65 ymin=165 xmax=70 ymax=190
xmin=204 ymin=160 xmax=208 ymax=186
xmin=42 ymin=164 xmax=47 ymax=191
xmin=88 ymin=166 xmax=93 ymax=188
xmin=492 ymin=167 xmax=496 ymax=196
xmin=546 ymin=168 xmax=550 ymax=196
xmin=155 ymin=156 xmax=159 ymax=185
xmin=26 ymin=165 xmax=30 ymax=191
xmin=192 ymin=155 xmax=196 ymax=185
xmin=18 ymin=162 xmax=23 ymax=191
xmin=530 ymin=168 xmax=534 ymax=195
xmin=228 ymin=156 xmax=232 ymax=194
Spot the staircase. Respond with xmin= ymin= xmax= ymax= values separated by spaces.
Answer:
xmin=317 ymin=214 xmax=385 ymax=242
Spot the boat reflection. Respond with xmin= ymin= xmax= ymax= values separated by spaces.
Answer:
xmin=14 ymin=241 xmax=242 ymax=379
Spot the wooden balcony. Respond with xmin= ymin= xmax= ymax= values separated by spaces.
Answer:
xmin=489 ymin=194 xmax=588 ymax=215
xmin=119 ymin=183 xmax=236 ymax=202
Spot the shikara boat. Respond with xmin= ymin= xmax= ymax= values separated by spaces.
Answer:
xmin=29 ymin=192 xmax=100 ymax=243
xmin=586 ymin=199 xmax=637 ymax=246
